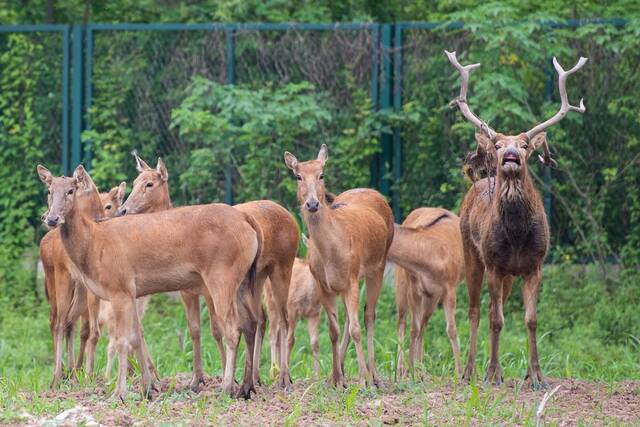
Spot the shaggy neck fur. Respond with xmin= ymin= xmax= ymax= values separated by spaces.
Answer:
xmin=493 ymin=170 xmax=537 ymax=238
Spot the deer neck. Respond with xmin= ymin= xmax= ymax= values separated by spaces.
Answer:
xmin=303 ymin=204 xmax=344 ymax=261
xmin=492 ymin=171 xmax=539 ymax=236
xmin=151 ymin=186 xmax=173 ymax=213
xmin=59 ymin=195 xmax=99 ymax=272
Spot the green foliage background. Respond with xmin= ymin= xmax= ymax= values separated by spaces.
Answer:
xmin=0 ymin=0 xmax=638 ymax=388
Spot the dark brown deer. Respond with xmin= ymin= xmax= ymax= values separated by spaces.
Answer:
xmin=40 ymin=182 xmax=126 ymax=387
xmin=284 ymin=145 xmax=394 ymax=387
xmin=445 ymin=50 xmax=587 ymax=388
xmin=117 ymin=154 xmax=299 ymax=389
xmin=388 ymin=208 xmax=465 ymax=378
xmin=37 ymin=164 xmax=262 ymax=399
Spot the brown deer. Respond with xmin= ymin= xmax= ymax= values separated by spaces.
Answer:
xmin=389 ymin=208 xmax=465 ymax=378
xmin=40 ymin=182 xmax=126 ymax=387
xmin=266 ymin=236 xmax=323 ymax=377
xmin=37 ymin=164 xmax=262 ymax=399
xmin=284 ymin=144 xmax=394 ymax=387
xmin=116 ymin=154 xmax=299 ymax=390
xmin=445 ymin=50 xmax=587 ymax=388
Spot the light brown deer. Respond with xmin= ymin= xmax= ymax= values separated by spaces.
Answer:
xmin=445 ymin=50 xmax=587 ymax=388
xmin=284 ymin=144 xmax=394 ymax=387
xmin=116 ymin=154 xmax=299 ymax=389
xmin=37 ymin=164 xmax=262 ymax=399
xmin=40 ymin=182 xmax=126 ymax=388
xmin=388 ymin=208 xmax=464 ymax=378
xmin=266 ymin=236 xmax=322 ymax=377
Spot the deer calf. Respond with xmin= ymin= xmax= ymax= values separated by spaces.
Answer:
xmin=446 ymin=50 xmax=587 ymax=388
xmin=40 ymin=182 xmax=126 ymax=388
xmin=284 ymin=145 xmax=394 ymax=387
xmin=389 ymin=208 xmax=464 ymax=378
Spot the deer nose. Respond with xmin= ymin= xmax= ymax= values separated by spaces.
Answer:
xmin=305 ymin=199 xmax=320 ymax=213
xmin=115 ymin=206 xmax=127 ymax=217
xmin=45 ymin=215 xmax=59 ymax=227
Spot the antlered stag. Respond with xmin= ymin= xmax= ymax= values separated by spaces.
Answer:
xmin=388 ymin=208 xmax=464 ymax=377
xmin=40 ymin=182 xmax=126 ymax=387
xmin=37 ymin=164 xmax=262 ymax=399
xmin=117 ymin=154 xmax=299 ymax=389
xmin=445 ymin=50 xmax=587 ymax=388
xmin=284 ymin=145 xmax=394 ymax=387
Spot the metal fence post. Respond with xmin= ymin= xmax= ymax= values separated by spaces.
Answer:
xmin=379 ymin=24 xmax=393 ymax=198
xmin=392 ymin=24 xmax=403 ymax=221
xmin=70 ymin=25 xmax=84 ymax=169
xmin=369 ymin=24 xmax=380 ymax=190
xmin=223 ymin=26 xmax=236 ymax=205
xmin=62 ymin=26 xmax=70 ymax=175
xmin=84 ymin=26 xmax=93 ymax=169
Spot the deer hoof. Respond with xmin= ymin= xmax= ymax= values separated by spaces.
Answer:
xmin=190 ymin=375 xmax=205 ymax=393
xmin=235 ymin=382 xmax=256 ymax=400
xmin=483 ymin=365 xmax=503 ymax=387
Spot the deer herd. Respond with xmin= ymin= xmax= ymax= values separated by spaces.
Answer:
xmin=35 ymin=51 xmax=588 ymax=401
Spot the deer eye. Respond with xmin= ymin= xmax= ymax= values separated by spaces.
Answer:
xmin=522 ymin=143 xmax=528 ymax=150
xmin=319 ymin=174 xmax=324 ymax=180
xmin=146 ymin=182 xmax=153 ymax=188
xmin=494 ymin=144 xmax=501 ymax=150
xmin=295 ymin=174 xmax=302 ymax=181
xmin=105 ymin=204 xmax=112 ymax=210
xmin=67 ymin=189 xmax=74 ymax=195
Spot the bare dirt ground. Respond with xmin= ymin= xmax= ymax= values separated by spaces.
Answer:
xmin=13 ymin=374 xmax=640 ymax=426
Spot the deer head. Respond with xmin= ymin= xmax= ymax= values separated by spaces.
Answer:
xmin=284 ymin=144 xmax=328 ymax=214
xmin=116 ymin=153 xmax=169 ymax=216
xmin=101 ymin=182 xmax=127 ymax=216
xmin=445 ymin=50 xmax=587 ymax=182
xmin=37 ymin=164 xmax=99 ymax=227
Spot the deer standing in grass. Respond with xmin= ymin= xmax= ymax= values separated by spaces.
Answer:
xmin=117 ymin=154 xmax=299 ymax=390
xmin=40 ymin=182 xmax=126 ymax=388
xmin=389 ymin=208 xmax=465 ymax=378
xmin=266 ymin=236 xmax=323 ymax=377
xmin=445 ymin=50 xmax=587 ymax=388
xmin=37 ymin=164 xmax=262 ymax=399
xmin=284 ymin=145 xmax=394 ymax=387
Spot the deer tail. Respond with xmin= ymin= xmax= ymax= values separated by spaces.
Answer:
xmin=244 ymin=213 xmax=263 ymax=298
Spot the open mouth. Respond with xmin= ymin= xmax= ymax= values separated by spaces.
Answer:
xmin=502 ymin=154 xmax=521 ymax=166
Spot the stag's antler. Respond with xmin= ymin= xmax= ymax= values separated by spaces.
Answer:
xmin=445 ymin=50 xmax=496 ymax=140
xmin=525 ymin=57 xmax=588 ymax=140
xmin=525 ymin=56 xmax=587 ymax=166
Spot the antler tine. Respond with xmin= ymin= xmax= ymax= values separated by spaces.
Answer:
xmin=525 ymin=56 xmax=588 ymax=140
xmin=445 ymin=50 xmax=496 ymax=140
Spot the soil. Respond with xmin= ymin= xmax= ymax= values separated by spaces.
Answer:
xmin=12 ymin=374 xmax=640 ymax=426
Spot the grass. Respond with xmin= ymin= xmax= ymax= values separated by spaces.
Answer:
xmin=0 ymin=264 xmax=638 ymax=424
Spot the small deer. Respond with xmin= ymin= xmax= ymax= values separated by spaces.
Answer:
xmin=117 ymin=154 xmax=299 ymax=390
xmin=445 ymin=50 xmax=587 ymax=388
xmin=284 ymin=144 xmax=394 ymax=387
xmin=266 ymin=235 xmax=323 ymax=377
xmin=37 ymin=164 xmax=262 ymax=399
xmin=389 ymin=208 xmax=465 ymax=378
xmin=40 ymin=182 xmax=126 ymax=388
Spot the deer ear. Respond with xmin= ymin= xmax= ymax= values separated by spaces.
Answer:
xmin=37 ymin=165 xmax=53 ymax=185
xmin=134 ymin=152 xmax=151 ymax=172
xmin=284 ymin=151 xmax=298 ymax=171
xmin=116 ymin=181 xmax=127 ymax=204
xmin=530 ymin=132 xmax=547 ymax=151
xmin=73 ymin=165 xmax=97 ymax=192
xmin=474 ymin=133 xmax=492 ymax=152
xmin=156 ymin=158 xmax=168 ymax=182
xmin=317 ymin=144 xmax=328 ymax=165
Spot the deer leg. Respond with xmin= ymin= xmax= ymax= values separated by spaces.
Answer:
xmin=268 ymin=266 xmax=293 ymax=389
xmin=105 ymin=325 xmax=116 ymax=378
xmin=286 ymin=308 xmax=298 ymax=378
xmin=85 ymin=292 xmax=101 ymax=376
xmin=269 ymin=302 xmax=282 ymax=380
xmin=76 ymin=312 xmax=90 ymax=371
xmin=252 ymin=304 xmax=267 ymax=386
xmin=462 ymin=250 xmax=484 ymax=383
xmin=442 ymin=288 xmax=462 ymax=378
xmin=203 ymin=290 xmax=226 ymax=373
xmin=344 ymin=278 xmax=370 ymax=388
xmin=319 ymin=288 xmax=344 ymax=388
xmin=485 ymin=271 xmax=505 ymax=386
xmin=180 ymin=290 xmax=204 ymax=392
xmin=238 ymin=307 xmax=258 ymax=400
xmin=111 ymin=294 xmax=136 ymax=401
xmin=339 ymin=306 xmax=350 ymax=374
xmin=138 ymin=323 xmax=159 ymax=382
xmin=222 ymin=327 xmax=240 ymax=397
xmin=64 ymin=321 xmax=76 ymax=381
xmin=307 ymin=313 xmax=321 ymax=377
xmin=523 ymin=270 xmax=547 ymax=390
xmin=364 ymin=268 xmax=384 ymax=387
xmin=51 ymin=320 xmax=65 ymax=389
xmin=395 ymin=267 xmax=409 ymax=380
